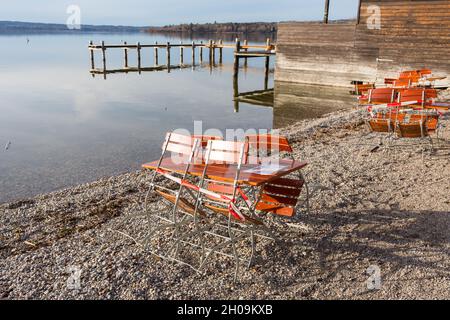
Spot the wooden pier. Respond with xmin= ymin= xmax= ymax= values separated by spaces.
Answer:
xmin=88 ymin=39 xmax=276 ymax=79
xmin=233 ymin=88 xmax=274 ymax=112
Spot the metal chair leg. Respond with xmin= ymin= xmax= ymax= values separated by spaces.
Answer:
xmin=248 ymin=229 xmax=255 ymax=268
xmin=298 ymin=172 xmax=311 ymax=215
xmin=228 ymin=215 xmax=240 ymax=282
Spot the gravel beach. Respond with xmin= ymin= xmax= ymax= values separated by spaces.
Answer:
xmin=1 ymin=102 xmax=449 ymax=300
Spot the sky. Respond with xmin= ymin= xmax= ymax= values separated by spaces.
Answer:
xmin=0 ymin=0 xmax=360 ymax=26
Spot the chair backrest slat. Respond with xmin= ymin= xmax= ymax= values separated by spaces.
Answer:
xmin=399 ymin=88 xmax=436 ymax=103
xmin=192 ymin=135 xmax=223 ymax=147
xmin=166 ymin=132 xmax=195 ymax=145
xmin=399 ymin=70 xmax=420 ymax=79
xmin=209 ymin=140 xmax=243 ymax=153
xmin=208 ymin=150 xmax=242 ymax=163
xmin=151 ymin=132 xmax=200 ymax=191
xmin=205 ymin=140 xmax=246 ymax=164
xmin=164 ymin=141 xmax=195 ymax=155
xmin=246 ymin=134 xmax=293 ymax=153
xmin=369 ymin=88 xmax=395 ymax=103
xmin=161 ymin=133 xmax=197 ymax=156
xmin=393 ymin=78 xmax=411 ymax=88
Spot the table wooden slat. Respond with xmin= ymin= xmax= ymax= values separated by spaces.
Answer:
xmin=142 ymin=158 xmax=307 ymax=186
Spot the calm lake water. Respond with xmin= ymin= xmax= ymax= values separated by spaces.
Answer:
xmin=0 ymin=33 xmax=352 ymax=203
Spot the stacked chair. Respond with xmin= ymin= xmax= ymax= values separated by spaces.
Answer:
xmin=245 ymin=134 xmax=310 ymax=217
xmin=117 ymin=132 xmax=309 ymax=280
xmin=357 ymin=69 xmax=449 ymax=152
xmin=355 ymin=69 xmax=447 ymax=95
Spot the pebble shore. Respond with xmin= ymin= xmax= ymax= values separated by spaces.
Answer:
xmin=1 ymin=103 xmax=449 ymax=300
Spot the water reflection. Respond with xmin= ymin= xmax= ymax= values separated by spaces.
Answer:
xmin=273 ymin=82 xmax=356 ymax=128
xmin=0 ymin=33 xmax=354 ymax=204
xmin=232 ymin=81 xmax=356 ymax=129
xmin=0 ymin=33 xmax=274 ymax=203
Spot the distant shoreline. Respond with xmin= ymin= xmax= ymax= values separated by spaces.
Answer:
xmin=0 ymin=21 xmax=145 ymax=34
xmin=0 ymin=21 xmax=277 ymax=36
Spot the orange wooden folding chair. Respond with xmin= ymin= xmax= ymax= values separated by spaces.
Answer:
xmin=362 ymin=88 xmax=399 ymax=150
xmin=245 ymin=134 xmax=310 ymax=217
xmin=191 ymin=139 xmax=273 ymax=280
xmin=393 ymin=78 xmax=412 ymax=88
xmin=118 ymin=132 xmax=211 ymax=269
xmin=359 ymin=88 xmax=396 ymax=106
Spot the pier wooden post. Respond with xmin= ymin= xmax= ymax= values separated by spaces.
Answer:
xmin=208 ymin=40 xmax=213 ymax=65
xmin=219 ymin=40 xmax=223 ymax=64
xmin=243 ymin=40 xmax=248 ymax=68
xmin=137 ymin=42 xmax=142 ymax=74
xmin=167 ymin=42 xmax=171 ymax=73
xmin=212 ymin=41 xmax=216 ymax=65
xmin=123 ymin=41 xmax=128 ymax=68
xmin=233 ymin=74 xmax=239 ymax=113
xmin=233 ymin=38 xmax=241 ymax=107
xmin=154 ymin=41 xmax=159 ymax=66
xmin=266 ymin=38 xmax=271 ymax=50
xmin=200 ymin=41 xmax=204 ymax=63
xmin=180 ymin=42 xmax=184 ymax=65
xmin=89 ymin=41 xmax=95 ymax=70
xmin=324 ymin=0 xmax=330 ymax=24
xmin=233 ymin=38 xmax=241 ymax=75
xmin=192 ymin=41 xmax=196 ymax=67
xmin=264 ymin=55 xmax=270 ymax=90
xmin=101 ymin=41 xmax=107 ymax=79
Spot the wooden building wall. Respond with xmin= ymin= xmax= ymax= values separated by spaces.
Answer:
xmin=275 ymin=0 xmax=450 ymax=87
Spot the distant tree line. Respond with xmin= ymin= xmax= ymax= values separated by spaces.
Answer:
xmin=145 ymin=22 xmax=277 ymax=35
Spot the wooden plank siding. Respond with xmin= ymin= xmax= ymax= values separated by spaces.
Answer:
xmin=275 ymin=0 xmax=450 ymax=87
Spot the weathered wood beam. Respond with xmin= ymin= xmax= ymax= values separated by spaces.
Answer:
xmin=324 ymin=0 xmax=330 ymax=24
xmin=357 ymin=0 xmax=362 ymax=24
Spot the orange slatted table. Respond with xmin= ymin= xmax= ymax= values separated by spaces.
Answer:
xmin=427 ymin=76 xmax=447 ymax=82
xmin=142 ymin=157 xmax=308 ymax=187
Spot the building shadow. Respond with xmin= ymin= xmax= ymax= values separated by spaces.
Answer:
xmin=273 ymin=81 xmax=357 ymax=128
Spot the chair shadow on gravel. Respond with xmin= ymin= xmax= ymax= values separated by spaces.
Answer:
xmin=254 ymin=207 xmax=450 ymax=297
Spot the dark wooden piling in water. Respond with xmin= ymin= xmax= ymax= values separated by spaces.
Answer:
xmin=200 ymin=41 xmax=204 ymax=63
xmin=219 ymin=40 xmax=223 ymax=64
xmin=264 ymin=38 xmax=271 ymax=89
xmin=180 ymin=42 xmax=184 ymax=65
xmin=243 ymin=40 xmax=248 ymax=68
xmin=233 ymin=38 xmax=241 ymax=109
xmin=101 ymin=41 xmax=107 ymax=79
xmin=137 ymin=42 xmax=142 ymax=73
xmin=233 ymin=38 xmax=241 ymax=77
xmin=233 ymin=73 xmax=239 ymax=113
xmin=154 ymin=41 xmax=159 ymax=66
xmin=89 ymin=41 xmax=95 ymax=70
xmin=192 ymin=41 xmax=196 ymax=67
xmin=212 ymin=41 xmax=216 ymax=65
xmin=208 ymin=40 xmax=213 ymax=65
xmin=123 ymin=41 xmax=129 ymax=68
xmin=167 ymin=42 xmax=171 ymax=73
xmin=264 ymin=56 xmax=270 ymax=90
